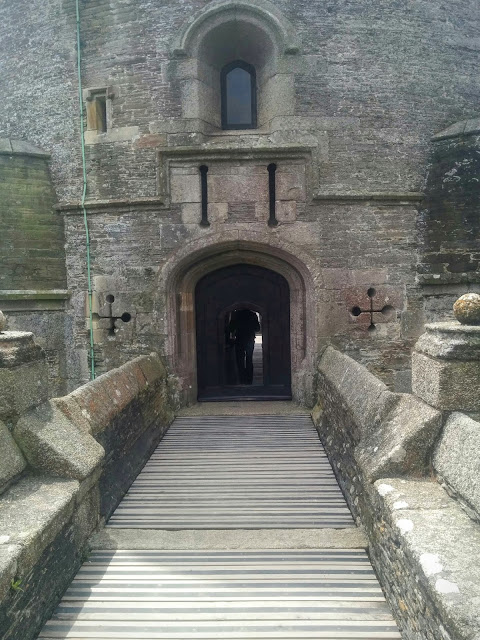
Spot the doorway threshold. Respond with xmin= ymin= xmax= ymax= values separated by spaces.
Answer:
xmin=199 ymin=394 xmax=292 ymax=402
xmin=178 ymin=401 xmax=307 ymax=416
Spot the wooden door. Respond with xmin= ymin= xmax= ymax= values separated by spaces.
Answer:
xmin=195 ymin=264 xmax=291 ymax=401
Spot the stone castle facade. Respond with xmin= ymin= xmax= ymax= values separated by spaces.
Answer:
xmin=1 ymin=0 xmax=479 ymax=404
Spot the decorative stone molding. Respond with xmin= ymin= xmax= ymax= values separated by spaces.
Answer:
xmin=0 ymin=290 xmax=70 ymax=312
xmin=54 ymin=198 xmax=165 ymax=214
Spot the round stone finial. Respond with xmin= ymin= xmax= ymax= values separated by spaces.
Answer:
xmin=453 ymin=293 xmax=480 ymax=325
xmin=0 ymin=310 xmax=6 ymax=332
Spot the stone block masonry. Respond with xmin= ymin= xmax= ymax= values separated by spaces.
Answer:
xmin=420 ymin=121 xmax=480 ymax=323
xmin=1 ymin=0 xmax=479 ymax=395
xmin=0 ymin=330 xmax=174 ymax=640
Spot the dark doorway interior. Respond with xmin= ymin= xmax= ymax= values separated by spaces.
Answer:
xmin=195 ymin=264 xmax=292 ymax=401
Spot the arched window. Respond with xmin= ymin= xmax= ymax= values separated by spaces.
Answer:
xmin=221 ymin=61 xmax=257 ymax=130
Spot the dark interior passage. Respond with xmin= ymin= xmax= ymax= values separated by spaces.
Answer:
xmin=225 ymin=308 xmax=262 ymax=386
xmin=195 ymin=264 xmax=291 ymax=400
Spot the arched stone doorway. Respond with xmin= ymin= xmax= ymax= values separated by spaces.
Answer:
xmin=161 ymin=237 xmax=317 ymax=406
xmin=195 ymin=264 xmax=291 ymax=400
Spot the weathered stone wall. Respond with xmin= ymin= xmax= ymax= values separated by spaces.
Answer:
xmin=1 ymin=0 xmax=480 ymax=395
xmin=61 ymin=175 xmax=422 ymax=395
xmin=0 ymin=139 xmax=69 ymax=395
xmin=0 ymin=142 xmax=65 ymax=290
xmin=313 ymin=345 xmax=480 ymax=640
xmin=419 ymin=121 xmax=480 ymax=322
xmin=0 ymin=333 xmax=174 ymax=640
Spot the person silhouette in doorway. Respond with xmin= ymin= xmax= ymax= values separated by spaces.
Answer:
xmin=229 ymin=309 xmax=260 ymax=384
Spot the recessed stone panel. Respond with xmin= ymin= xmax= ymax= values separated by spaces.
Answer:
xmin=208 ymin=174 xmax=268 ymax=204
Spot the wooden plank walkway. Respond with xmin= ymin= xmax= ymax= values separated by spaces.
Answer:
xmin=38 ymin=414 xmax=402 ymax=640
xmin=39 ymin=550 xmax=401 ymax=639
xmin=107 ymin=416 xmax=354 ymax=529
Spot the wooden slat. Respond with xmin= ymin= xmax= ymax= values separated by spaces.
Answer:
xmin=106 ymin=415 xmax=354 ymax=530
xmin=38 ymin=415 xmax=401 ymax=639
xmin=40 ymin=550 xmax=401 ymax=639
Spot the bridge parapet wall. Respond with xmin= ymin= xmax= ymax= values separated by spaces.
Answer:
xmin=314 ymin=338 xmax=480 ymax=640
xmin=0 ymin=329 xmax=174 ymax=640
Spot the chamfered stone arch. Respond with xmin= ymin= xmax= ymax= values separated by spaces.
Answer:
xmin=172 ymin=0 xmax=300 ymax=58
xmin=158 ymin=233 xmax=319 ymax=405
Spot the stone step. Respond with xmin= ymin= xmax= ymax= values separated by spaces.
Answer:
xmin=90 ymin=528 xmax=368 ymax=551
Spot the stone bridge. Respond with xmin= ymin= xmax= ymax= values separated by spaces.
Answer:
xmin=0 ymin=315 xmax=479 ymax=639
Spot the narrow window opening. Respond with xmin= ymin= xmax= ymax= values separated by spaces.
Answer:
xmin=199 ymin=165 xmax=210 ymax=227
xmin=84 ymin=87 xmax=112 ymax=134
xmin=221 ymin=61 xmax=257 ymax=130
xmin=267 ymin=163 xmax=278 ymax=227
xmin=95 ymin=96 xmax=107 ymax=133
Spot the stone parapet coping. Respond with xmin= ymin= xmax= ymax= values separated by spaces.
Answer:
xmin=371 ymin=477 xmax=480 ymax=640
xmin=432 ymin=118 xmax=480 ymax=141
xmin=314 ymin=345 xmax=480 ymax=639
xmin=315 ymin=346 xmax=442 ymax=481
xmin=0 ymin=138 xmax=50 ymax=158
xmin=0 ymin=477 xmax=80 ymax=603
xmin=0 ymin=352 xmax=174 ymax=640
